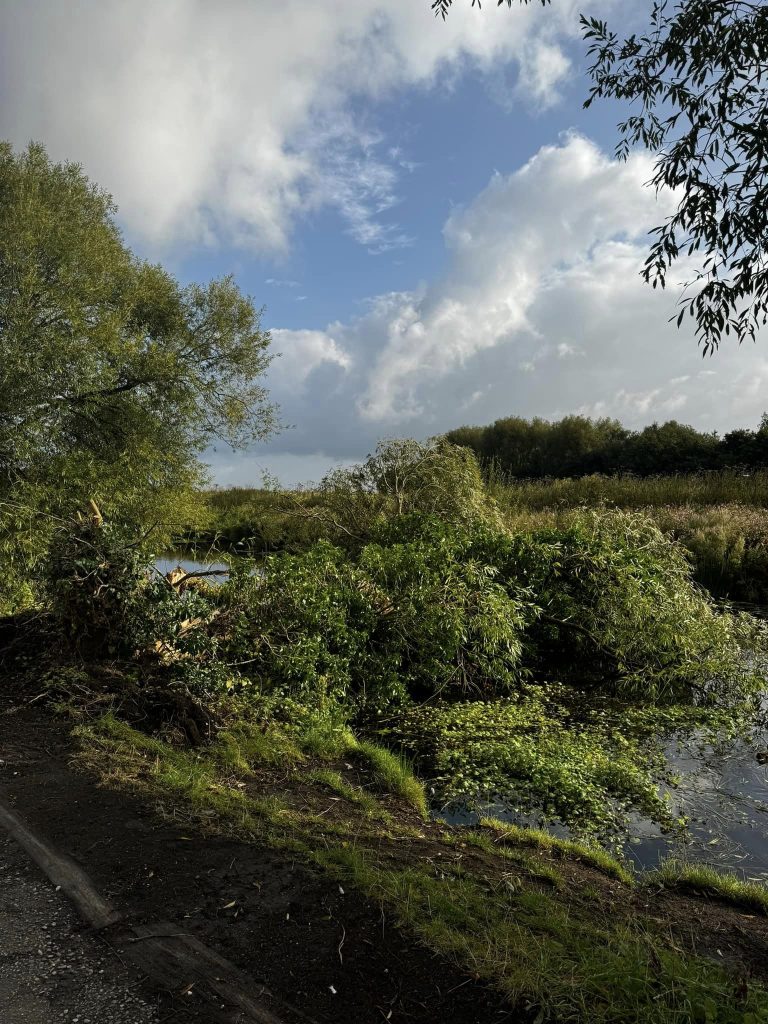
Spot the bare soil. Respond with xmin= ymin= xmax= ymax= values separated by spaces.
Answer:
xmin=0 ymin=693 xmax=517 ymax=1024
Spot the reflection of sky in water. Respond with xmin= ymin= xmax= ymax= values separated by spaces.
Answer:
xmin=154 ymin=554 xmax=231 ymax=581
xmin=440 ymin=706 xmax=768 ymax=882
xmin=623 ymin=727 xmax=768 ymax=882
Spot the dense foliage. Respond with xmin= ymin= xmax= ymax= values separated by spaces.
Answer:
xmin=0 ymin=141 xmax=273 ymax=610
xmin=41 ymin=515 xmax=218 ymax=664
xmin=32 ymin=440 xmax=768 ymax=837
xmin=447 ymin=412 xmax=768 ymax=479
xmin=43 ymin=460 xmax=764 ymax=715
xmin=285 ymin=436 xmax=504 ymax=548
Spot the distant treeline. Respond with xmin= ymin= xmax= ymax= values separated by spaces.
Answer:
xmin=445 ymin=415 xmax=768 ymax=480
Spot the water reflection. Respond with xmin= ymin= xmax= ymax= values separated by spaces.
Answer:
xmin=624 ymin=726 xmax=768 ymax=881
xmin=154 ymin=553 xmax=231 ymax=582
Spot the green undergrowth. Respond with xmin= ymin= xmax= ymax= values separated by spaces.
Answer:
xmin=652 ymin=860 xmax=768 ymax=915
xmin=72 ymin=712 xmax=768 ymax=1024
xmin=395 ymin=692 xmax=678 ymax=839
xmin=353 ymin=740 xmax=428 ymax=817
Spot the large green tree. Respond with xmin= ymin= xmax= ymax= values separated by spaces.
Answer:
xmin=433 ymin=1 xmax=768 ymax=355
xmin=0 ymin=142 xmax=275 ymax=519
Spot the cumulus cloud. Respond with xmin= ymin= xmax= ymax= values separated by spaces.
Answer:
xmin=356 ymin=134 xmax=673 ymax=421
xmin=248 ymin=133 xmax=768 ymax=482
xmin=0 ymin=0 xmax=586 ymax=255
xmin=268 ymin=329 xmax=352 ymax=392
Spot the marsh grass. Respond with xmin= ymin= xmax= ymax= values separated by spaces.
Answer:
xmin=354 ymin=740 xmax=428 ymax=817
xmin=491 ymin=471 xmax=768 ymax=512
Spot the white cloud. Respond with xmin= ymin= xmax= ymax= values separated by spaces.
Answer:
xmin=356 ymin=134 xmax=671 ymax=421
xmin=0 ymin=0 xmax=592 ymax=255
xmin=244 ymin=134 xmax=768 ymax=482
xmin=515 ymin=39 xmax=572 ymax=109
xmin=269 ymin=329 xmax=352 ymax=391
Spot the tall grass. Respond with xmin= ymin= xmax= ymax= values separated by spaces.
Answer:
xmin=490 ymin=470 xmax=768 ymax=512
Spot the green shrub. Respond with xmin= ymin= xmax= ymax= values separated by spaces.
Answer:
xmin=471 ymin=510 xmax=764 ymax=702
xmin=41 ymin=516 xmax=219 ymax=669
xmin=292 ymin=437 xmax=504 ymax=547
xmin=224 ymin=530 xmax=531 ymax=713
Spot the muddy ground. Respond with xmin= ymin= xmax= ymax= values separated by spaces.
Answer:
xmin=0 ymin=695 xmax=516 ymax=1024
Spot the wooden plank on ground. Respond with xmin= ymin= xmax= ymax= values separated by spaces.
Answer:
xmin=0 ymin=791 xmax=315 ymax=1024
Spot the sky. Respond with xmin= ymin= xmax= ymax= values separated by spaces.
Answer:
xmin=2 ymin=0 xmax=767 ymax=486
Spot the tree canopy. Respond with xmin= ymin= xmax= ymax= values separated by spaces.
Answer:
xmin=432 ymin=0 xmax=768 ymax=355
xmin=446 ymin=413 xmax=768 ymax=479
xmin=0 ymin=142 xmax=275 ymax=517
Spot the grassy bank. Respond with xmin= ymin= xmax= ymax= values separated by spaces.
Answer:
xmin=69 ymin=707 xmax=768 ymax=1024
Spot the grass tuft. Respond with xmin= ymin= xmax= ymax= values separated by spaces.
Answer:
xmin=480 ymin=818 xmax=634 ymax=885
xmin=354 ymin=740 xmax=428 ymax=818
xmin=307 ymin=768 xmax=390 ymax=820
xmin=652 ymin=860 xmax=768 ymax=915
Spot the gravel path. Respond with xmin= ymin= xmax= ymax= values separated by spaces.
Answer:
xmin=0 ymin=833 xmax=159 ymax=1024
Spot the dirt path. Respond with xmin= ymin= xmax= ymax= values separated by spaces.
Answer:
xmin=0 ymin=697 xmax=515 ymax=1024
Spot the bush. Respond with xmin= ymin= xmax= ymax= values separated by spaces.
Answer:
xmin=469 ymin=510 xmax=764 ymax=703
xmin=223 ymin=529 xmax=531 ymax=713
xmin=295 ymin=437 xmax=503 ymax=547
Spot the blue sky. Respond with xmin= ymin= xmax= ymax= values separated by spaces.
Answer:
xmin=3 ymin=0 xmax=767 ymax=485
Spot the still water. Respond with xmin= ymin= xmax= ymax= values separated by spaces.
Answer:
xmin=444 ymin=713 xmax=768 ymax=881
xmin=623 ymin=724 xmax=768 ymax=880
xmin=154 ymin=553 xmax=231 ymax=581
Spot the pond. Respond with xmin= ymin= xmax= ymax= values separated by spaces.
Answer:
xmin=443 ymin=706 xmax=768 ymax=882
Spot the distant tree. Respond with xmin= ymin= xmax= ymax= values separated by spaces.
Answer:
xmin=621 ymin=421 xmax=720 ymax=476
xmin=0 ymin=142 xmax=276 ymax=518
xmin=433 ymin=1 xmax=768 ymax=355
xmin=446 ymin=413 xmax=768 ymax=478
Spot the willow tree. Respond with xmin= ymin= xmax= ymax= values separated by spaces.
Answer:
xmin=0 ymin=141 xmax=275 ymax=520
xmin=0 ymin=142 xmax=275 ymax=608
